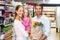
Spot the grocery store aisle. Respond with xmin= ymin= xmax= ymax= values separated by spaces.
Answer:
xmin=12 ymin=28 xmax=60 ymax=40
xmin=48 ymin=28 xmax=60 ymax=40
xmin=12 ymin=28 xmax=59 ymax=40
xmin=0 ymin=28 xmax=60 ymax=40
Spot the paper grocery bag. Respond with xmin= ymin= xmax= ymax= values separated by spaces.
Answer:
xmin=31 ymin=26 xmax=42 ymax=40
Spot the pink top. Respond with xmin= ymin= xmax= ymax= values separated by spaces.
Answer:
xmin=22 ymin=18 xmax=31 ymax=31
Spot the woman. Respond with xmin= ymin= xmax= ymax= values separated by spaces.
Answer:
xmin=13 ymin=5 xmax=28 ymax=40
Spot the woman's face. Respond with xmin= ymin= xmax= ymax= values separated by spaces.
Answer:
xmin=16 ymin=7 xmax=24 ymax=18
xmin=24 ymin=9 xmax=28 ymax=17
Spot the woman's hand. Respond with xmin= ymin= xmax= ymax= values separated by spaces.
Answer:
xmin=0 ymin=34 xmax=5 ymax=39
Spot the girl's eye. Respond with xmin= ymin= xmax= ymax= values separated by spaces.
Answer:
xmin=19 ymin=10 xmax=21 ymax=12
xmin=20 ymin=10 xmax=23 ymax=12
xmin=24 ymin=12 xmax=28 ymax=13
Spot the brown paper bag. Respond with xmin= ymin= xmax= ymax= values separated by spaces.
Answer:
xmin=31 ymin=26 xmax=42 ymax=40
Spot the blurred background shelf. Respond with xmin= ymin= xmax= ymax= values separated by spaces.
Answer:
xmin=43 ymin=7 xmax=56 ymax=28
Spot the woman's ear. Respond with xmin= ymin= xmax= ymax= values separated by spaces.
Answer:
xmin=16 ymin=11 xmax=18 ymax=14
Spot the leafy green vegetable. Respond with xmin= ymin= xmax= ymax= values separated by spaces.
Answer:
xmin=37 ymin=22 xmax=44 ymax=27
xmin=33 ymin=22 xmax=44 ymax=28
xmin=2 ymin=25 xmax=13 ymax=32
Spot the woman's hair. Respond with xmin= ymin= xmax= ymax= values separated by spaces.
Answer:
xmin=15 ymin=5 xmax=23 ymax=18
xmin=24 ymin=8 xmax=30 ymax=17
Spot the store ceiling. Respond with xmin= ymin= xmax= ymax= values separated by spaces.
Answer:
xmin=14 ymin=0 xmax=49 ymax=3
xmin=14 ymin=0 xmax=42 ymax=2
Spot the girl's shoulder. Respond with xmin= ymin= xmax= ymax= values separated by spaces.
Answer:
xmin=23 ymin=17 xmax=30 ymax=21
xmin=26 ymin=17 xmax=30 ymax=20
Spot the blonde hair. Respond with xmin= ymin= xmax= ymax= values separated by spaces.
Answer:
xmin=24 ymin=8 xmax=30 ymax=17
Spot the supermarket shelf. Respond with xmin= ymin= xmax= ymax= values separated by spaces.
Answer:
xmin=5 ymin=4 xmax=14 ymax=7
xmin=0 ymin=4 xmax=13 ymax=7
xmin=0 ymin=34 xmax=13 ymax=40
xmin=5 ymin=17 xmax=12 ymax=20
xmin=0 ymin=29 xmax=13 ymax=40
xmin=0 ymin=23 xmax=3 ymax=25
xmin=0 ymin=9 xmax=4 ymax=10
xmin=4 ymin=23 xmax=13 ymax=27
xmin=5 ymin=35 xmax=12 ymax=40
xmin=43 ymin=7 xmax=56 ymax=28
xmin=5 ymin=10 xmax=13 ymax=13
xmin=43 ymin=4 xmax=60 ymax=6
xmin=0 ymin=4 xmax=5 ymax=6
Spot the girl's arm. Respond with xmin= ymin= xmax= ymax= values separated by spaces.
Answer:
xmin=22 ymin=19 xmax=30 ymax=28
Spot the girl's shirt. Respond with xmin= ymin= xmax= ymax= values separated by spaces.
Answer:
xmin=22 ymin=18 xmax=31 ymax=31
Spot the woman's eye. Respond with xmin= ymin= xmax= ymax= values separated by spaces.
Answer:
xmin=20 ymin=10 xmax=23 ymax=12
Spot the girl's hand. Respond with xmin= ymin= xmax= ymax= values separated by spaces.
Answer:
xmin=28 ymin=30 xmax=31 ymax=36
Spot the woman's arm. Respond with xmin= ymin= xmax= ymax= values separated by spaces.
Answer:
xmin=13 ymin=22 xmax=28 ymax=37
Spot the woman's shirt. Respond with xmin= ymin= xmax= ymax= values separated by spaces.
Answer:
xmin=13 ymin=19 xmax=28 ymax=40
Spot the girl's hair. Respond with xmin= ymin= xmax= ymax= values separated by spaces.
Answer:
xmin=15 ymin=5 xmax=23 ymax=18
xmin=24 ymin=8 xmax=30 ymax=17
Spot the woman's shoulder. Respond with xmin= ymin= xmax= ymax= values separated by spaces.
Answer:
xmin=13 ymin=19 xmax=23 ymax=26
xmin=14 ymin=19 xmax=19 ymax=22
xmin=14 ymin=19 xmax=20 ymax=24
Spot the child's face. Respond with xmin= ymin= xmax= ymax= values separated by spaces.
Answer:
xmin=24 ymin=9 xmax=28 ymax=17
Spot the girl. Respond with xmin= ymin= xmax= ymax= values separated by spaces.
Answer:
xmin=22 ymin=8 xmax=31 ymax=40
xmin=22 ymin=8 xmax=31 ymax=34
xmin=13 ymin=5 xmax=28 ymax=40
